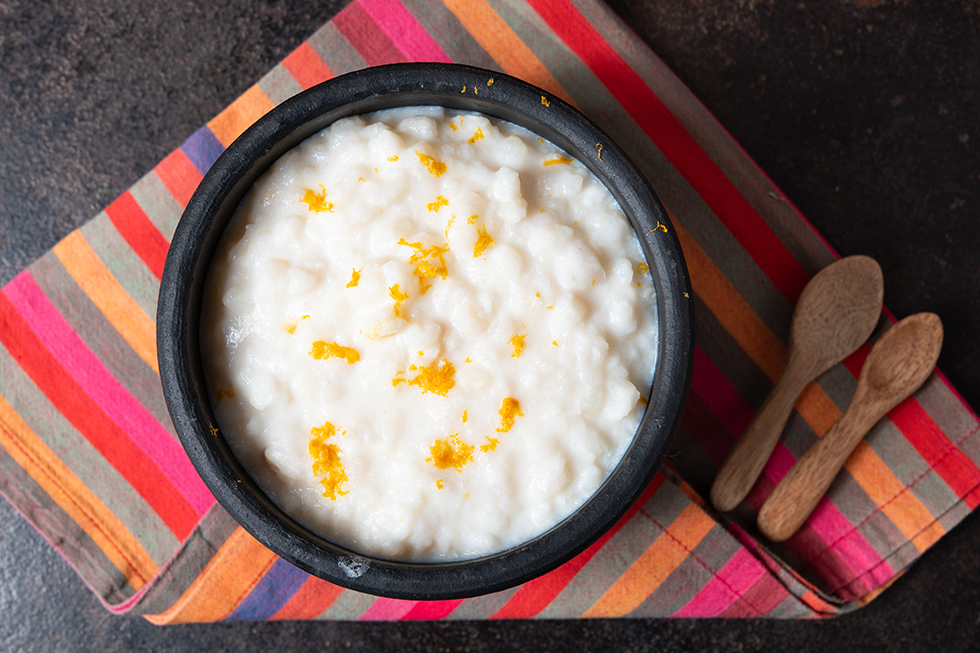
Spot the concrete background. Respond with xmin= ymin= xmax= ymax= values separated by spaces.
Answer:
xmin=1 ymin=0 xmax=979 ymax=650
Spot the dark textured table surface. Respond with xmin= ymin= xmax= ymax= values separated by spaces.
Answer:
xmin=2 ymin=1 xmax=979 ymax=650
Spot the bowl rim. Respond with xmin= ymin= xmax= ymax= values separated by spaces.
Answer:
xmin=157 ymin=62 xmax=693 ymax=601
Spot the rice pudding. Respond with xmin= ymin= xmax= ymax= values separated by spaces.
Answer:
xmin=200 ymin=106 xmax=658 ymax=562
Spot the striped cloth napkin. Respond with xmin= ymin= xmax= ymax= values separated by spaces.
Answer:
xmin=1 ymin=0 xmax=978 ymax=622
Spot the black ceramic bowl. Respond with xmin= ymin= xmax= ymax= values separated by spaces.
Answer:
xmin=157 ymin=63 xmax=692 ymax=601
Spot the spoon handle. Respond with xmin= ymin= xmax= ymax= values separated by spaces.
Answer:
xmin=710 ymin=355 xmax=820 ymax=512
xmin=757 ymin=405 xmax=879 ymax=542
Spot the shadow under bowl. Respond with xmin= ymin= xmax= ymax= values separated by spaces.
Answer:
xmin=157 ymin=63 xmax=693 ymax=601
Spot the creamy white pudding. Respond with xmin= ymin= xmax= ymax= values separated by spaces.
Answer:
xmin=200 ymin=106 xmax=658 ymax=562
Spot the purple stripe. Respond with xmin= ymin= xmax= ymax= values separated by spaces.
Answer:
xmin=225 ymin=558 xmax=310 ymax=621
xmin=180 ymin=126 xmax=226 ymax=176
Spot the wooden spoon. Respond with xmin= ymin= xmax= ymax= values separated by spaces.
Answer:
xmin=758 ymin=312 xmax=943 ymax=542
xmin=710 ymin=255 xmax=883 ymax=512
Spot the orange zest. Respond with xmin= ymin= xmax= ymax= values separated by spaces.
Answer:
xmin=543 ymin=156 xmax=572 ymax=166
xmin=309 ymin=421 xmax=348 ymax=500
xmin=428 ymin=434 xmax=474 ymax=472
xmin=415 ymin=150 xmax=447 ymax=177
xmin=474 ymin=223 xmax=495 ymax=257
xmin=389 ymin=284 xmax=410 ymax=320
xmin=347 ymin=268 xmax=361 ymax=288
xmin=398 ymin=239 xmax=449 ymax=294
xmin=496 ymin=397 xmax=523 ymax=433
xmin=309 ymin=341 xmax=360 ymax=364
xmin=392 ymin=358 xmax=456 ymax=397
xmin=427 ymin=195 xmax=450 ymax=212
xmin=300 ymin=185 xmax=334 ymax=213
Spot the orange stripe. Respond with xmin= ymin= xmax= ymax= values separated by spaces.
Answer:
xmin=855 ymin=572 xmax=901 ymax=607
xmin=793 ymin=381 xmax=841 ymax=437
xmin=844 ymin=442 xmax=940 ymax=548
xmin=910 ymin=519 xmax=946 ymax=551
xmin=207 ymin=85 xmax=276 ymax=148
xmin=440 ymin=0 xmax=573 ymax=105
xmin=270 ymin=576 xmax=343 ymax=620
xmin=51 ymin=231 xmax=158 ymax=373
xmin=144 ymin=528 xmax=278 ymax=624
xmin=800 ymin=590 xmax=836 ymax=614
xmin=673 ymin=217 xmax=786 ymax=383
xmin=0 ymin=395 xmax=157 ymax=589
xmin=281 ymin=42 xmax=335 ymax=90
xmin=581 ymin=503 xmax=715 ymax=617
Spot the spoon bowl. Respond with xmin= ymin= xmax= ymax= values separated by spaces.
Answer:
xmin=790 ymin=257 xmax=886 ymax=361
xmin=864 ymin=315 xmax=941 ymax=395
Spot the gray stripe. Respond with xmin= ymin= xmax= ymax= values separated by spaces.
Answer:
xmin=308 ymin=22 xmax=367 ymax=75
xmin=130 ymin=171 xmax=184 ymax=242
xmin=259 ymin=64 xmax=304 ymax=106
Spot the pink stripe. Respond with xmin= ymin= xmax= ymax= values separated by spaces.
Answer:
xmin=691 ymin=345 xmax=755 ymax=438
xmin=762 ymin=442 xmax=798 ymax=485
xmin=807 ymin=497 xmax=891 ymax=578
xmin=848 ymin=558 xmax=898 ymax=596
xmin=5 ymin=273 xmax=214 ymax=515
xmin=671 ymin=549 xmax=767 ymax=617
xmin=358 ymin=598 xmax=418 ymax=621
xmin=401 ymin=599 xmax=464 ymax=620
xmin=847 ymin=549 xmax=895 ymax=589
xmin=759 ymin=428 xmax=888 ymax=578
xmin=357 ymin=0 xmax=452 ymax=63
